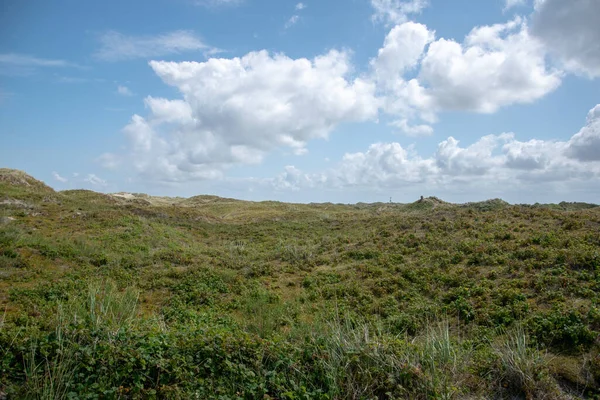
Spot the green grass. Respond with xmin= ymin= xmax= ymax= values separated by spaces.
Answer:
xmin=1 ymin=169 xmax=600 ymax=398
xmin=493 ymin=324 xmax=556 ymax=398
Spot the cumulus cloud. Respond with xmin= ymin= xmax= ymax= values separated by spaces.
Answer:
xmin=370 ymin=22 xmax=435 ymax=130
xmin=371 ymin=0 xmax=429 ymax=26
xmin=108 ymin=50 xmax=378 ymax=182
xmin=296 ymin=3 xmax=306 ymax=10
xmin=567 ymin=105 xmax=600 ymax=161
xmin=272 ymin=104 xmax=600 ymax=190
xmin=272 ymin=166 xmax=320 ymax=191
xmin=52 ymin=172 xmax=68 ymax=183
xmin=531 ymin=0 xmax=600 ymax=77
xmin=370 ymin=18 xmax=562 ymax=132
xmin=372 ymin=22 xmax=434 ymax=82
xmin=94 ymin=30 xmax=215 ymax=61
xmin=435 ymin=135 xmax=509 ymax=176
xmin=330 ymin=142 xmax=437 ymax=187
xmin=503 ymin=137 xmax=565 ymax=170
xmin=100 ymin=3 xmax=600 ymax=185
xmin=419 ymin=17 xmax=561 ymax=113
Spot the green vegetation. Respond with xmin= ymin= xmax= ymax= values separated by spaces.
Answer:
xmin=1 ymin=168 xmax=599 ymax=399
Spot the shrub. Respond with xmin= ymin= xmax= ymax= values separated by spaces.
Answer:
xmin=527 ymin=310 xmax=596 ymax=351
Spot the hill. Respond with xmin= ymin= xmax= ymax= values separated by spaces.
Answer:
xmin=0 ymin=168 xmax=599 ymax=399
xmin=0 ymin=168 xmax=54 ymax=191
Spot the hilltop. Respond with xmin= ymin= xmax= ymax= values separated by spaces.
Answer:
xmin=1 ymin=168 xmax=599 ymax=399
xmin=1 ymin=168 xmax=597 ymax=213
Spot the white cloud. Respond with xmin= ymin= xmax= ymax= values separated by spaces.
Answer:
xmin=372 ymin=22 xmax=434 ymax=82
xmin=271 ymin=104 xmax=600 ymax=191
xmin=331 ymin=142 xmax=436 ymax=186
xmin=295 ymin=3 xmax=306 ymax=10
xmin=116 ymin=85 xmax=133 ymax=96
xmin=435 ymin=135 xmax=508 ymax=176
xmin=503 ymin=137 xmax=565 ymax=170
xmin=272 ymin=166 xmax=319 ymax=191
xmin=531 ymin=0 xmax=600 ymax=77
xmin=419 ymin=17 xmax=561 ymax=113
xmin=389 ymin=119 xmax=433 ymax=136
xmin=504 ymin=0 xmax=526 ymax=11
xmin=84 ymin=174 xmax=107 ymax=186
xmin=285 ymin=15 xmax=300 ymax=29
xmin=371 ymin=18 xmax=562 ymax=131
xmin=370 ymin=22 xmax=435 ymax=127
xmin=94 ymin=30 xmax=214 ymax=62
xmin=108 ymin=50 xmax=378 ymax=182
xmin=99 ymin=11 xmax=597 ymax=186
xmin=567 ymin=105 xmax=600 ymax=161
xmin=52 ymin=172 xmax=68 ymax=183
xmin=371 ymin=0 xmax=428 ymax=26
xmin=144 ymin=96 xmax=193 ymax=123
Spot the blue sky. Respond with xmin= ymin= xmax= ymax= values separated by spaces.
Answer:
xmin=1 ymin=0 xmax=599 ymax=203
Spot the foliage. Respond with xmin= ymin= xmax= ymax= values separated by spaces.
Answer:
xmin=1 ymin=169 xmax=599 ymax=398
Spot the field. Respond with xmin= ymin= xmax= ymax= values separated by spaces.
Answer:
xmin=1 ymin=168 xmax=599 ymax=399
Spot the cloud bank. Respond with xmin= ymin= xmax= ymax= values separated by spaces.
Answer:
xmin=273 ymin=104 xmax=600 ymax=191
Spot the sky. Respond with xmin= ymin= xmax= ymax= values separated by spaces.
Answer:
xmin=1 ymin=0 xmax=599 ymax=204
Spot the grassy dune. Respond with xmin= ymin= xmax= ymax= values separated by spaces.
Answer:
xmin=0 ymin=168 xmax=599 ymax=399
